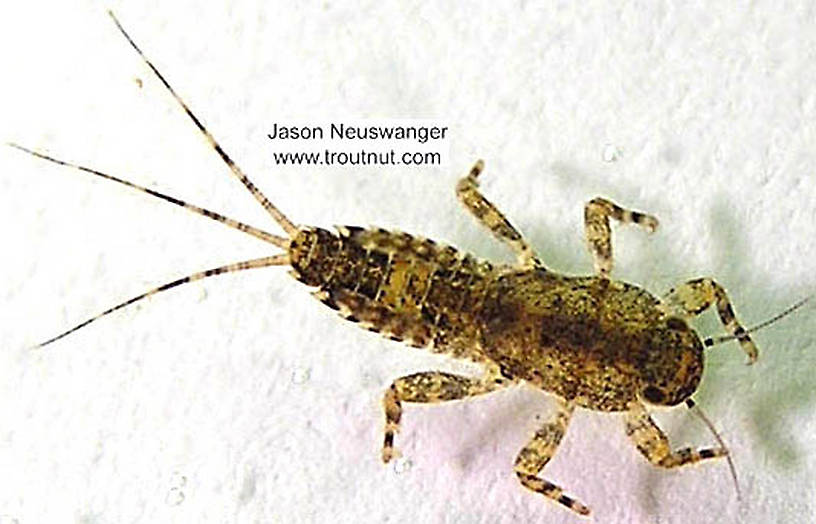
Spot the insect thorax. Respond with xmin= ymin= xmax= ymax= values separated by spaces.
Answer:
xmin=479 ymin=271 xmax=697 ymax=411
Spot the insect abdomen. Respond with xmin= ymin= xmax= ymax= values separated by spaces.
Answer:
xmin=288 ymin=226 xmax=498 ymax=361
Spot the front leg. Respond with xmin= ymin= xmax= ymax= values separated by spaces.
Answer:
xmin=381 ymin=370 xmax=508 ymax=463
xmin=625 ymin=401 xmax=726 ymax=468
xmin=662 ymin=277 xmax=758 ymax=363
xmin=584 ymin=197 xmax=658 ymax=277
xmin=514 ymin=398 xmax=590 ymax=516
xmin=456 ymin=160 xmax=542 ymax=268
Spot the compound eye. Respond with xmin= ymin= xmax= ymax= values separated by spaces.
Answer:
xmin=642 ymin=386 xmax=666 ymax=404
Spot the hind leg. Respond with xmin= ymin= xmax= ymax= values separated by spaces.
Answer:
xmin=456 ymin=160 xmax=542 ymax=268
xmin=382 ymin=370 xmax=509 ymax=463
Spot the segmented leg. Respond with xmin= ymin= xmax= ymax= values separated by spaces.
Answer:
xmin=456 ymin=160 xmax=541 ymax=268
xmin=662 ymin=277 xmax=758 ymax=363
xmin=382 ymin=370 xmax=508 ymax=463
xmin=584 ymin=197 xmax=658 ymax=277
xmin=625 ymin=401 xmax=726 ymax=468
xmin=514 ymin=399 xmax=589 ymax=516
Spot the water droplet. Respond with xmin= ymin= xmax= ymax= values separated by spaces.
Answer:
xmin=601 ymin=144 xmax=622 ymax=163
xmin=165 ymin=487 xmax=185 ymax=506
xmin=393 ymin=457 xmax=413 ymax=475
xmin=713 ymin=145 xmax=724 ymax=164
xmin=291 ymin=367 xmax=311 ymax=384
xmin=360 ymin=371 xmax=381 ymax=388
xmin=170 ymin=471 xmax=187 ymax=488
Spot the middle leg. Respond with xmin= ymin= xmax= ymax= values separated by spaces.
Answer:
xmin=584 ymin=197 xmax=659 ymax=277
xmin=513 ymin=398 xmax=590 ymax=516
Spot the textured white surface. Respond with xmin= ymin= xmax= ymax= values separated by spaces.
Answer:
xmin=1 ymin=1 xmax=815 ymax=523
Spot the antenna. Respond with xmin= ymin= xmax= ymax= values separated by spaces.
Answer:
xmin=704 ymin=295 xmax=811 ymax=348
xmin=685 ymin=398 xmax=742 ymax=502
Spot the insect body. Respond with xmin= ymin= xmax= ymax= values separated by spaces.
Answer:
xmin=14 ymin=11 xmax=805 ymax=519
xmin=284 ymin=171 xmax=742 ymax=516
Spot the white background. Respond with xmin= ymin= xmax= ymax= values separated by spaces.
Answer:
xmin=1 ymin=1 xmax=815 ymax=523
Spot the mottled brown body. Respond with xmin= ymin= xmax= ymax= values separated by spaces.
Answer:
xmin=482 ymin=271 xmax=703 ymax=410
xmin=288 ymin=226 xmax=704 ymax=413
xmin=289 ymin=226 xmax=494 ymax=362
xmin=17 ymin=13 xmax=768 ymax=519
